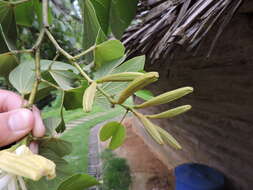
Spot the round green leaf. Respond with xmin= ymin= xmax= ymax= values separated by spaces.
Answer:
xmin=99 ymin=121 xmax=126 ymax=150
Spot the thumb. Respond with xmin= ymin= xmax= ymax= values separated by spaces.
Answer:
xmin=0 ymin=108 xmax=34 ymax=147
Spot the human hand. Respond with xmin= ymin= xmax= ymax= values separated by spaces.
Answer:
xmin=0 ymin=90 xmax=45 ymax=147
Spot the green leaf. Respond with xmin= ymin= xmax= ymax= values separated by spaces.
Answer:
xmin=0 ymin=3 xmax=17 ymax=51
xmin=89 ymin=0 xmax=138 ymax=38
xmin=80 ymin=0 xmax=101 ymax=62
xmin=39 ymin=138 xmax=72 ymax=157
xmin=14 ymin=0 xmax=34 ymax=26
xmin=50 ymin=70 xmax=78 ymax=91
xmin=57 ymin=174 xmax=99 ymax=190
xmin=110 ymin=0 xmax=138 ymax=38
xmin=63 ymin=81 xmax=88 ymax=110
xmin=99 ymin=121 xmax=126 ymax=150
xmin=94 ymin=40 xmax=125 ymax=68
xmin=9 ymin=61 xmax=35 ymax=94
xmin=0 ymin=53 xmax=18 ymax=77
xmin=93 ymin=55 xmax=126 ymax=79
xmin=112 ymin=55 xmax=145 ymax=74
xmin=95 ymin=28 xmax=107 ymax=45
xmin=43 ymin=117 xmax=61 ymax=136
xmin=40 ymin=60 xmax=78 ymax=74
xmin=90 ymin=0 xmax=110 ymax=35
xmin=135 ymin=90 xmax=154 ymax=101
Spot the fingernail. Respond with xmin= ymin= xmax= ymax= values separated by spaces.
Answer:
xmin=8 ymin=110 xmax=32 ymax=132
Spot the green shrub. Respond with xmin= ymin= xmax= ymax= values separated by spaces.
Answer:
xmin=101 ymin=149 xmax=132 ymax=190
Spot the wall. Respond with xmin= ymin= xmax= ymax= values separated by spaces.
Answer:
xmin=132 ymin=13 xmax=253 ymax=190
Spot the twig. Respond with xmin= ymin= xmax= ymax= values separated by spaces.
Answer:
xmin=28 ymin=49 xmax=41 ymax=107
xmin=72 ymin=45 xmax=96 ymax=60
xmin=42 ymin=0 xmax=49 ymax=27
xmin=41 ymin=79 xmax=63 ymax=90
xmin=45 ymin=29 xmax=74 ymax=60
xmin=33 ymin=29 xmax=46 ymax=49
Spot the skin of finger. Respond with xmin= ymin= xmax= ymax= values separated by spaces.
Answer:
xmin=0 ymin=90 xmax=24 ymax=112
xmin=32 ymin=106 xmax=46 ymax=137
xmin=29 ymin=141 xmax=39 ymax=154
xmin=0 ymin=109 xmax=34 ymax=147
xmin=0 ymin=90 xmax=45 ymax=138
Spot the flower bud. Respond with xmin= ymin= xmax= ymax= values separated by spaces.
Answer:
xmin=134 ymin=87 xmax=193 ymax=109
xmin=117 ymin=72 xmax=159 ymax=104
xmin=96 ymin=72 xmax=144 ymax=83
xmin=0 ymin=145 xmax=56 ymax=181
xmin=147 ymin=105 xmax=192 ymax=119
xmin=83 ymin=82 xmax=97 ymax=112
xmin=133 ymin=110 xmax=164 ymax=145
xmin=156 ymin=127 xmax=182 ymax=149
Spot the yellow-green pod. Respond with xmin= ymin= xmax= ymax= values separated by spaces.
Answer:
xmin=147 ymin=105 xmax=192 ymax=119
xmin=96 ymin=72 xmax=144 ymax=83
xmin=134 ymin=87 xmax=193 ymax=109
xmin=83 ymin=82 xmax=97 ymax=112
xmin=156 ymin=127 xmax=182 ymax=149
xmin=0 ymin=145 xmax=56 ymax=181
xmin=117 ymin=72 xmax=159 ymax=104
xmin=133 ymin=110 xmax=164 ymax=145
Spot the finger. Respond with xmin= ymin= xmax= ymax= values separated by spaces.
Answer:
xmin=29 ymin=141 xmax=39 ymax=154
xmin=32 ymin=106 xmax=45 ymax=137
xmin=0 ymin=90 xmax=24 ymax=112
xmin=0 ymin=108 xmax=34 ymax=147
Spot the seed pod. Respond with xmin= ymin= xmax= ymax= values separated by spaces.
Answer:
xmin=134 ymin=87 xmax=193 ymax=109
xmin=133 ymin=110 xmax=164 ymax=145
xmin=156 ymin=127 xmax=182 ymax=149
xmin=147 ymin=105 xmax=192 ymax=119
xmin=0 ymin=146 xmax=56 ymax=181
xmin=96 ymin=72 xmax=144 ymax=83
xmin=117 ymin=72 xmax=159 ymax=104
xmin=83 ymin=82 xmax=97 ymax=112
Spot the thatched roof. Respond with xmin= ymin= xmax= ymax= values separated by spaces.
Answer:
xmin=122 ymin=0 xmax=243 ymax=64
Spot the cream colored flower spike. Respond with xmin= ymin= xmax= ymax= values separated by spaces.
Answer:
xmin=0 ymin=145 xmax=56 ymax=181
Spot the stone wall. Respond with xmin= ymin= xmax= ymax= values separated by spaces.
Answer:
xmin=131 ymin=13 xmax=253 ymax=190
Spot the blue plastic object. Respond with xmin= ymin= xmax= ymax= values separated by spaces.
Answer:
xmin=175 ymin=163 xmax=225 ymax=190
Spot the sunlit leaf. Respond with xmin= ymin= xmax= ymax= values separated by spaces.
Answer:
xmin=57 ymin=174 xmax=99 ymax=190
xmin=100 ymin=121 xmax=126 ymax=150
xmin=94 ymin=40 xmax=125 ymax=68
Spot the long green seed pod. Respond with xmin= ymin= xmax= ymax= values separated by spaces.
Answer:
xmin=83 ymin=82 xmax=97 ymax=112
xmin=117 ymin=72 xmax=159 ymax=104
xmin=96 ymin=72 xmax=144 ymax=83
xmin=156 ymin=127 xmax=182 ymax=149
xmin=147 ymin=105 xmax=192 ymax=119
xmin=133 ymin=110 xmax=164 ymax=145
xmin=134 ymin=87 xmax=193 ymax=109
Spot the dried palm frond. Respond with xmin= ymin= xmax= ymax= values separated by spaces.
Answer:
xmin=122 ymin=0 xmax=243 ymax=64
